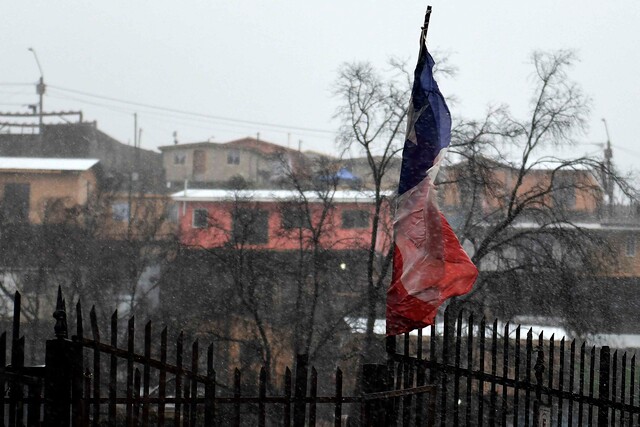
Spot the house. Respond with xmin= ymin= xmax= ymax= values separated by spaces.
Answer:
xmin=159 ymin=137 xmax=307 ymax=189
xmin=170 ymin=188 xmax=393 ymax=250
xmin=0 ymin=157 xmax=99 ymax=224
xmin=0 ymin=122 xmax=165 ymax=193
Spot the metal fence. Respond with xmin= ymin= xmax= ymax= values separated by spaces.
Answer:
xmin=3 ymin=288 xmax=640 ymax=426
xmin=0 ymin=288 xmax=436 ymax=426
xmin=386 ymin=307 xmax=640 ymax=426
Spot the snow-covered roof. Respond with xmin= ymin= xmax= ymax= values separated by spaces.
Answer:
xmin=344 ymin=317 xmax=640 ymax=348
xmin=0 ymin=157 xmax=99 ymax=172
xmin=171 ymin=189 xmax=394 ymax=203
xmin=511 ymin=221 xmax=640 ymax=231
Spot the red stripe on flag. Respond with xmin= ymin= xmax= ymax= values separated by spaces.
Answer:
xmin=387 ymin=205 xmax=478 ymax=336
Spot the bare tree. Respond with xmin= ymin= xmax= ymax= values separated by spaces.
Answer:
xmin=333 ymin=50 xmax=634 ymax=341
xmin=434 ymin=50 xmax=634 ymax=333
xmin=333 ymin=59 xmax=414 ymax=362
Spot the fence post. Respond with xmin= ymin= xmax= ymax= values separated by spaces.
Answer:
xmin=44 ymin=287 xmax=83 ymax=427
xmin=532 ymin=342 xmax=545 ymax=426
xmin=293 ymin=354 xmax=309 ymax=427
xmin=598 ymin=346 xmax=611 ymax=427
xmin=362 ymin=364 xmax=388 ymax=427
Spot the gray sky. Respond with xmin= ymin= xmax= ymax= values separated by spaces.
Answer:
xmin=2 ymin=1 xmax=639 ymax=172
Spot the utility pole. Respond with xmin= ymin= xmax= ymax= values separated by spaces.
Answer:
xmin=602 ymin=118 xmax=614 ymax=210
xmin=28 ymin=48 xmax=45 ymax=134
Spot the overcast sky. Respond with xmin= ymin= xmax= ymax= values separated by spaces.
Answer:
xmin=2 ymin=1 xmax=639 ymax=172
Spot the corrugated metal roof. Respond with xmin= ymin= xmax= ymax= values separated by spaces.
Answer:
xmin=0 ymin=157 xmax=99 ymax=171
xmin=171 ymin=189 xmax=394 ymax=203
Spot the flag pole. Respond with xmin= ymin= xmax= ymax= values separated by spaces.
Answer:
xmin=420 ymin=6 xmax=433 ymax=51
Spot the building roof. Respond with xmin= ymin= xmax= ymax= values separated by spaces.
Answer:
xmin=222 ymin=137 xmax=298 ymax=155
xmin=0 ymin=157 xmax=99 ymax=172
xmin=171 ymin=188 xmax=394 ymax=203
xmin=158 ymin=141 xmax=217 ymax=151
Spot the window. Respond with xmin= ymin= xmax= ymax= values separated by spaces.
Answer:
xmin=193 ymin=149 xmax=207 ymax=174
xmin=192 ymin=208 xmax=209 ymax=228
xmin=227 ymin=149 xmax=240 ymax=165
xmin=3 ymin=183 xmax=30 ymax=223
xmin=281 ymin=205 xmax=310 ymax=230
xmin=626 ymin=235 xmax=636 ymax=257
xmin=173 ymin=152 xmax=186 ymax=165
xmin=112 ymin=202 xmax=130 ymax=222
xmin=341 ymin=209 xmax=370 ymax=229
xmin=552 ymin=175 xmax=576 ymax=209
xmin=233 ymin=208 xmax=269 ymax=244
xmin=167 ymin=203 xmax=179 ymax=224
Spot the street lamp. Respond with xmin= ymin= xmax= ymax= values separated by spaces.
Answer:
xmin=28 ymin=47 xmax=45 ymax=133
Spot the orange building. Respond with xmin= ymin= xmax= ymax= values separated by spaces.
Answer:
xmin=0 ymin=157 xmax=99 ymax=224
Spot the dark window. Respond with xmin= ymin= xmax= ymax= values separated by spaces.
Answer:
xmin=626 ymin=235 xmax=636 ymax=257
xmin=192 ymin=208 xmax=209 ymax=228
xmin=233 ymin=208 xmax=268 ymax=244
xmin=227 ymin=149 xmax=240 ymax=165
xmin=112 ymin=202 xmax=130 ymax=222
xmin=3 ymin=183 xmax=30 ymax=223
xmin=173 ymin=152 xmax=186 ymax=165
xmin=281 ymin=206 xmax=310 ymax=230
xmin=167 ymin=204 xmax=179 ymax=224
xmin=193 ymin=149 xmax=207 ymax=174
xmin=341 ymin=209 xmax=370 ymax=229
xmin=552 ymin=175 xmax=576 ymax=209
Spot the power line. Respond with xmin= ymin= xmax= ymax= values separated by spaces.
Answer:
xmin=48 ymin=84 xmax=335 ymax=136
xmin=46 ymin=91 xmax=337 ymax=143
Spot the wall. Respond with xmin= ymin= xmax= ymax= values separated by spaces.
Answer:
xmin=0 ymin=169 xmax=97 ymax=224
xmin=176 ymin=199 xmax=385 ymax=250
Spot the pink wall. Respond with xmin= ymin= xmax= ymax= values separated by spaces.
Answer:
xmin=177 ymin=200 xmax=390 ymax=250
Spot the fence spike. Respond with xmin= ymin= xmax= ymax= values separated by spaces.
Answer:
xmin=234 ymin=368 xmax=242 ymax=427
xmin=567 ymin=339 xmax=576 ymax=426
xmin=12 ymin=291 xmax=21 ymax=344
xmin=588 ymin=345 xmax=596 ymax=426
xmin=453 ymin=310 xmax=463 ymax=426
xmin=489 ymin=318 xmax=498 ymax=426
xmin=334 ymin=367 xmax=342 ymax=427
xmin=309 ymin=367 xmax=318 ymax=427
xmin=524 ymin=327 xmax=533 ymax=427
xmin=513 ymin=325 xmax=521 ymax=427
xmin=621 ymin=352 xmax=628 ymax=425
xmin=53 ymin=287 xmax=67 ymax=339
xmin=284 ymin=367 xmax=292 ymax=427
xmin=477 ymin=316 xmax=486 ymax=427
xmin=465 ymin=313 xmax=474 ymax=427
xmin=190 ymin=339 xmax=199 ymax=427
xmin=90 ymin=305 xmax=100 ymax=342
xmin=612 ymin=349 xmax=619 ymax=425
xmin=76 ymin=300 xmax=83 ymax=340
xmin=598 ymin=346 xmax=611 ymax=426
xmin=558 ymin=337 xmax=565 ymax=426
xmin=142 ymin=320 xmax=152 ymax=425
xmin=259 ymin=367 xmax=267 ymax=427
xmin=158 ymin=326 xmax=168 ymax=426
xmin=204 ymin=344 xmax=215 ymax=425
xmin=175 ymin=331 xmax=184 ymax=425
xmin=578 ymin=341 xmax=586 ymax=426
xmin=108 ymin=309 xmax=118 ymax=424
xmin=126 ymin=316 xmax=135 ymax=425
xmin=630 ymin=354 xmax=636 ymax=427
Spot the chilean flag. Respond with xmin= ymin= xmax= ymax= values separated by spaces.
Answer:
xmin=386 ymin=26 xmax=478 ymax=336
